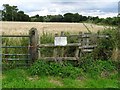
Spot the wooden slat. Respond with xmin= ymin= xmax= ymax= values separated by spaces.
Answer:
xmin=39 ymin=43 xmax=81 ymax=48
xmin=97 ymin=35 xmax=109 ymax=38
xmin=82 ymin=49 xmax=93 ymax=52
xmin=79 ymin=45 xmax=97 ymax=49
xmin=68 ymin=34 xmax=109 ymax=38
xmin=39 ymin=57 xmax=78 ymax=61
xmin=75 ymin=47 xmax=79 ymax=60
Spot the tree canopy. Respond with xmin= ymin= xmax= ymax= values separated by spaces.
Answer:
xmin=1 ymin=4 xmax=119 ymax=26
xmin=2 ymin=4 xmax=30 ymax=21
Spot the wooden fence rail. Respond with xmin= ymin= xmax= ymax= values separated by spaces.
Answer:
xmin=38 ymin=31 xmax=108 ymax=61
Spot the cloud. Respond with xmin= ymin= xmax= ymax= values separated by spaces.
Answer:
xmin=0 ymin=0 xmax=119 ymax=18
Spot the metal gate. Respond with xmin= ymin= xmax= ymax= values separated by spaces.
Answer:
xmin=2 ymin=28 xmax=38 ymax=66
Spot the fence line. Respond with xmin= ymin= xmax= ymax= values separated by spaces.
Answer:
xmin=2 ymin=28 xmax=109 ymax=66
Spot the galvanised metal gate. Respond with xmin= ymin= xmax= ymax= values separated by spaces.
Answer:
xmin=2 ymin=28 xmax=39 ymax=66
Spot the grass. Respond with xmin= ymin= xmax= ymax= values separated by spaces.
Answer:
xmin=2 ymin=68 xmax=118 ymax=88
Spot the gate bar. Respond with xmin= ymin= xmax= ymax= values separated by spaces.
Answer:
xmin=2 ymin=54 xmax=30 ymax=56
xmin=2 ymin=46 xmax=28 ymax=48
xmin=1 ymin=35 xmax=30 ymax=37
xmin=3 ymin=58 xmax=30 ymax=61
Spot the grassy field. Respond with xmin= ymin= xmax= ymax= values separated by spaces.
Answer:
xmin=1 ymin=21 xmax=109 ymax=35
xmin=2 ymin=68 xmax=118 ymax=88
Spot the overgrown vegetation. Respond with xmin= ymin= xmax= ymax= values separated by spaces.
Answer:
xmin=2 ymin=27 xmax=119 ymax=88
xmin=29 ymin=58 xmax=117 ymax=79
xmin=2 ymin=58 xmax=118 ymax=88
xmin=29 ymin=60 xmax=83 ymax=79
xmin=94 ymin=27 xmax=120 ymax=60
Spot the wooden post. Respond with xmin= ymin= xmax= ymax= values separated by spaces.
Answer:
xmin=53 ymin=33 xmax=58 ymax=58
xmin=80 ymin=32 xmax=84 ymax=55
xmin=86 ymin=33 xmax=90 ymax=46
xmin=29 ymin=28 xmax=39 ymax=62
xmin=38 ymin=33 xmax=41 ymax=59
xmin=79 ymin=32 xmax=82 ymax=57
xmin=75 ymin=32 xmax=81 ymax=60
xmin=78 ymin=32 xmax=82 ymax=43
xmin=61 ymin=31 xmax=65 ymax=57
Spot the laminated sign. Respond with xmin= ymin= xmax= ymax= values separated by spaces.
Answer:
xmin=54 ymin=37 xmax=67 ymax=46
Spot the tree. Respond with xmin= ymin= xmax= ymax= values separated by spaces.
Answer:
xmin=17 ymin=11 xmax=24 ymax=21
xmin=31 ymin=14 xmax=40 ymax=22
xmin=72 ymin=13 xmax=80 ymax=22
xmin=63 ymin=13 xmax=73 ymax=22
xmin=82 ymin=16 xmax=88 ymax=21
xmin=50 ymin=15 xmax=63 ymax=22
xmin=79 ymin=15 xmax=85 ymax=22
xmin=2 ymin=4 xmax=18 ymax=21
xmin=39 ymin=16 xmax=44 ymax=22
xmin=2 ymin=4 xmax=30 ymax=21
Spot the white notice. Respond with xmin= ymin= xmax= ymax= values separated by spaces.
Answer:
xmin=54 ymin=37 xmax=67 ymax=46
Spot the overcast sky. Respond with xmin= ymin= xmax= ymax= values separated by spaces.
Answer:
xmin=0 ymin=0 xmax=119 ymax=18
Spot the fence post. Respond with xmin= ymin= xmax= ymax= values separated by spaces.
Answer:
xmin=53 ymin=33 xmax=58 ymax=58
xmin=78 ymin=32 xmax=82 ymax=43
xmin=29 ymin=28 xmax=39 ymax=62
xmin=61 ymin=31 xmax=65 ymax=57
xmin=75 ymin=32 xmax=81 ymax=60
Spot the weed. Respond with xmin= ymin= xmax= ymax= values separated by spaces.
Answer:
xmin=29 ymin=60 xmax=83 ymax=79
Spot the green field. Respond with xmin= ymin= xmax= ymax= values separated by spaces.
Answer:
xmin=2 ymin=68 xmax=118 ymax=88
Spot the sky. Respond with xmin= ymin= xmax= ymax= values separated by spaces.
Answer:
xmin=0 ymin=0 xmax=120 ymax=18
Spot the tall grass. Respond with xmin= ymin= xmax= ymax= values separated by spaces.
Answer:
xmin=40 ymin=31 xmax=54 ymax=57
xmin=2 ymin=37 xmax=29 ymax=69
xmin=95 ymin=27 xmax=120 ymax=61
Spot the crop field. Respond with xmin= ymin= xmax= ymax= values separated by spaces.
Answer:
xmin=1 ymin=21 xmax=109 ymax=35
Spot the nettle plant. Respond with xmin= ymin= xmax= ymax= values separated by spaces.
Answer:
xmin=29 ymin=60 xmax=83 ymax=79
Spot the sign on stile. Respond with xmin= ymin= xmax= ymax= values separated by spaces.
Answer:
xmin=54 ymin=37 xmax=67 ymax=46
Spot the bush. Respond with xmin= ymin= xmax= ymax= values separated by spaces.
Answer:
xmin=79 ymin=54 xmax=117 ymax=78
xmin=94 ymin=27 xmax=120 ymax=60
xmin=29 ymin=57 xmax=117 ymax=79
xmin=29 ymin=60 xmax=83 ymax=79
